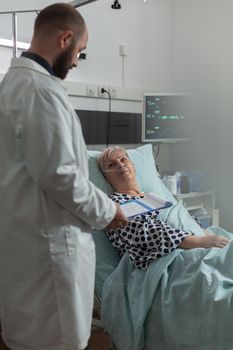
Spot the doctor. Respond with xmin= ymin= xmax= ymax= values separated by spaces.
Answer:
xmin=0 ymin=3 xmax=127 ymax=350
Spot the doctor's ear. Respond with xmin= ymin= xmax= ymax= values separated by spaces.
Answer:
xmin=59 ymin=30 xmax=74 ymax=49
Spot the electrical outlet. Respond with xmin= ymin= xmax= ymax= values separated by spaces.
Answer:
xmin=119 ymin=44 xmax=128 ymax=57
xmin=98 ymin=86 xmax=109 ymax=97
xmin=109 ymin=86 xmax=117 ymax=98
xmin=86 ymin=85 xmax=96 ymax=97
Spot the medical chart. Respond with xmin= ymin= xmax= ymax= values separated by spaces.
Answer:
xmin=120 ymin=192 xmax=172 ymax=218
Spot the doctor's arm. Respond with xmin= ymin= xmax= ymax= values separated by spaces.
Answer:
xmin=24 ymin=88 xmax=128 ymax=229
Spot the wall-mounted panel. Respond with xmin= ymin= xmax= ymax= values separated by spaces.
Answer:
xmin=76 ymin=110 xmax=141 ymax=145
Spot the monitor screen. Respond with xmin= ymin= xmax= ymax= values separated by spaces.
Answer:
xmin=142 ymin=93 xmax=193 ymax=143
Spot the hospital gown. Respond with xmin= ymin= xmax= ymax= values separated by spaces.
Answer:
xmin=106 ymin=192 xmax=192 ymax=269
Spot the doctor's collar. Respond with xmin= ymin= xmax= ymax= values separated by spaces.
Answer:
xmin=21 ymin=51 xmax=54 ymax=76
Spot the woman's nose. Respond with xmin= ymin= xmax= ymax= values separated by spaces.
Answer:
xmin=116 ymin=160 xmax=124 ymax=167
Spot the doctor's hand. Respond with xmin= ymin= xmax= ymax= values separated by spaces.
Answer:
xmin=105 ymin=203 xmax=128 ymax=231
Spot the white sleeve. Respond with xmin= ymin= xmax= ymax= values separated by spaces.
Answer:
xmin=24 ymin=88 xmax=116 ymax=229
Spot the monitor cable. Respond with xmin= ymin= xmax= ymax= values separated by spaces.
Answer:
xmin=152 ymin=143 xmax=160 ymax=174
xmin=101 ymin=88 xmax=112 ymax=148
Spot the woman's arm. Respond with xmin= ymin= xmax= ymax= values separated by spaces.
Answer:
xmin=179 ymin=233 xmax=229 ymax=249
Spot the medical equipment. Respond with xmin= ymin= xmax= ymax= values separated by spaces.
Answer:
xmin=103 ymin=166 xmax=129 ymax=174
xmin=103 ymin=169 xmax=123 ymax=173
xmin=141 ymin=93 xmax=193 ymax=143
xmin=163 ymin=175 xmax=178 ymax=194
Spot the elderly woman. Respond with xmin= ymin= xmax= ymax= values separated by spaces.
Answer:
xmin=97 ymin=146 xmax=229 ymax=270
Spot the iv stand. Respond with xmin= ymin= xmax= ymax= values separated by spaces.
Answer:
xmin=0 ymin=0 xmax=99 ymax=58
xmin=12 ymin=12 xmax=17 ymax=58
xmin=0 ymin=10 xmax=38 ymax=58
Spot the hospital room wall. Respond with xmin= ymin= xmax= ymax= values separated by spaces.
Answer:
xmin=70 ymin=0 xmax=173 ymax=174
xmin=0 ymin=0 xmax=171 ymax=90
xmin=0 ymin=0 xmax=172 ymax=172
xmin=169 ymin=0 xmax=233 ymax=230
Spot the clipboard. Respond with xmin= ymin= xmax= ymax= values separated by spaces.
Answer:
xmin=120 ymin=192 xmax=172 ymax=218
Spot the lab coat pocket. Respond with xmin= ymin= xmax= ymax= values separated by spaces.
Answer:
xmin=65 ymin=230 xmax=77 ymax=256
xmin=61 ymin=210 xmax=78 ymax=256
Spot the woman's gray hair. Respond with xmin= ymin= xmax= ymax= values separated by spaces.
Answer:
xmin=97 ymin=146 xmax=129 ymax=173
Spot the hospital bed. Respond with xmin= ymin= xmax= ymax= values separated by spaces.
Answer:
xmin=88 ymin=143 xmax=233 ymax=350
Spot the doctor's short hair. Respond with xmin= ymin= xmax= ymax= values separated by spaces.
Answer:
xmin=34 ymin=3 xmax=86 ymax=40
xmin=97 ymin=146 xmax=130 ymax=173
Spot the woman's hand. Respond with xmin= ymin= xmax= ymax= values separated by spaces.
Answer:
xmin=198 ymin=234 xmax=230 ymax=248
xmin=105 ymin=203 xmax=128 ymax=231
xmin=180 ymin=233 xmax=230 ymax=249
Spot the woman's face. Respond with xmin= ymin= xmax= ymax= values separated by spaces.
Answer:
xmin=103 ymin=150 xmax=135 ymax=188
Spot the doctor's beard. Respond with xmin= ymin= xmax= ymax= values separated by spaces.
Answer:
xmin=53 ymin=39 xmax=76 ymax=80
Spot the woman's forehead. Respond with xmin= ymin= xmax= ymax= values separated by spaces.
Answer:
xmin=108 ymin=150 xmax=126 ymax=160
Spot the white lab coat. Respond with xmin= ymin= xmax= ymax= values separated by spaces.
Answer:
xmin=0 ymin=58 xmax=116 ymax=350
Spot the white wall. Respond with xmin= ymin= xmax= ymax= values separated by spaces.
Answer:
xmin=0 ymin=0 xmax=72 ymax=73
xmin=0 ymin=0 xmax=171 ymax=90
xmin=170 ymin=0 xmax=233 ymax=230
xmin=0 ymin=0 xmax=172 ymax=171
xmin=0 ymin=0 xmax=173 ymax=174
xmin=77 ymin=0 xmax=171 ymax=90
